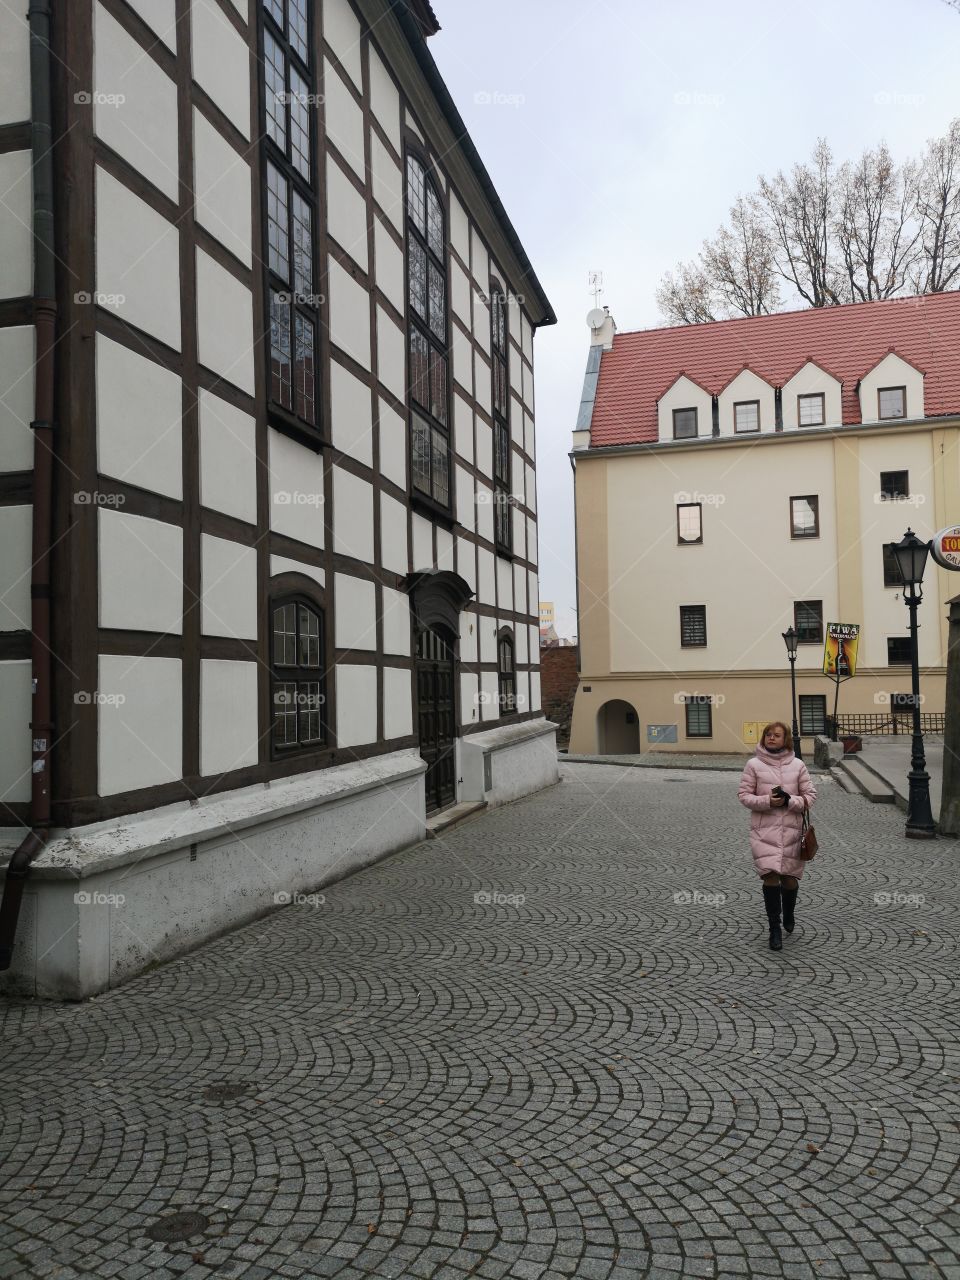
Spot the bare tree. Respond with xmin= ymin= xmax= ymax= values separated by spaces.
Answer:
xmin=702 ymin=197 xmax=781 ymax=317
xmin=913 ymin=117 xmax=960 ymax=293
xmin=655 ymin=260 xmax=718 ymax=325
xmin=756 ymin=139 xmax=845 ymax=307
xmin=835 ymin=143 xmax=921 ymax=301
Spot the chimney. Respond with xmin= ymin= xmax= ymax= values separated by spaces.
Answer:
xmin=589 ymin=305 xmax=616 ymax=351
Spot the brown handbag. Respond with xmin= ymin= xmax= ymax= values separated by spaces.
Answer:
xmin=799 ymin=808 xmax=818 ymax=861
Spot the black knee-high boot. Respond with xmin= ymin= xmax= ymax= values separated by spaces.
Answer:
xmin=762 ymin=885 xmax=783 ymax=950
xmin=781 ymin=888 xmax=798 ymax=934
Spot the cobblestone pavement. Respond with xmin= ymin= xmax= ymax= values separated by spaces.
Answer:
xmin=2 ymin=763 xmax=959 ymax=1280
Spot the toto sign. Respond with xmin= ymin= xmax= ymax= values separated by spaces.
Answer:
xmin=931 ymin=526 xmax=960 ymax=571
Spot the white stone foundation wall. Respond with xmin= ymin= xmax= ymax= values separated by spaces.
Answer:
xmin=460 ymin=718 xmax=560 ymax=808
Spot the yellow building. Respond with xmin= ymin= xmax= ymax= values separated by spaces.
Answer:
xmin=569 ymin=296 xmax=960 ymax=755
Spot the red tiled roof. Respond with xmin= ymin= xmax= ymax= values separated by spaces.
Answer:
xmin=589 ymin=291 xmax=960 ymax=447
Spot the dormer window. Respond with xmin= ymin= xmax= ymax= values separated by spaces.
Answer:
xmin=673 ymin=407 xmax=697 ymax=440
xmin=878 ymin=386 xmax=906 ymax=420
xmin=734 ymin=400 xmax=760 ymax=433
xmin=797 ymin=393 xmax=825 ymax=426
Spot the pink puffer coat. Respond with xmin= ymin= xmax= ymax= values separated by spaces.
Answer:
xmin=738 ymin=745 xmax=817 ymax=878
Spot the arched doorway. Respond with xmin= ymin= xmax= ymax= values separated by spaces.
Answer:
xmin=416 ymin=626 xmax=456 ymax=812
xmin=597 ymin=699 xmax=641 ymax=754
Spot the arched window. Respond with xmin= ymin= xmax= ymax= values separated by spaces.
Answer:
xmin=261 ymin=0 xmax=319 ymax=433
xmin=497 ymin=630 xmax=516 ymax=714
xmin=490 ymin=280 xmax=512 ymax=552
xmin=271 ymin=596 xmax=325 ymax=750
xmin=405 ymin=153 xmax=450 ymax=510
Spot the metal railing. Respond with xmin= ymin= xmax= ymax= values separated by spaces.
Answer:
xmin=826 ymin=712 xmax=945 ymax=737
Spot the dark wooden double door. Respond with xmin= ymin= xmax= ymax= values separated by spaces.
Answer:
xmin=416 ymin=627 xmax=456 ymax=813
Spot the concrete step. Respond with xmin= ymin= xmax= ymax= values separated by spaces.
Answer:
xmin=425 ymin=799 xmax=487 ymax=839
xmin=837 ymin=756 xmax=898 ymax=804
xmin=829 ymin=766 xmax=860 ymax=796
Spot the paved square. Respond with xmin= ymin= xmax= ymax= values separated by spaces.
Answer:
xmin=1 ymin=763 xmax=958 ymax=1279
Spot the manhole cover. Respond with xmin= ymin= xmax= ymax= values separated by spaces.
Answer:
xmin=146 ymin=1210 xmax=210 ymax=1243
xmin=201 ymin=1081 xmax=254 ymax=1103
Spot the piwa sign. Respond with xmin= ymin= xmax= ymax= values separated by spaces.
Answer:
xmin=931 ymin=526 xmax=960 ymax=571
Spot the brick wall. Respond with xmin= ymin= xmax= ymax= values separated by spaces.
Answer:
xmin=540 ymin=646 xmax=578 ymax=749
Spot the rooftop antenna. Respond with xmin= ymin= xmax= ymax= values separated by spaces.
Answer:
xmin=586 ymin=270 xmax=605 ymax=330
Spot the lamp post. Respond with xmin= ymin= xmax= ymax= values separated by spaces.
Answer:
xmin=782 ymin=625 xmax=802 ymax=761
xmin=891 ymin=528 xmax=937 ymax=839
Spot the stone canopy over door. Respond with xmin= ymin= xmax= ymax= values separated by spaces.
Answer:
xmin=406 ymin=570 xmax=474 ymax=813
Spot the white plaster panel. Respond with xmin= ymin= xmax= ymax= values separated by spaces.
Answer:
xmin=454 ymin=394 xmax=474 ymax=464
xmin=513 ymin=562 xmax=527 ymax=616
xmin=437 ymin=525 xmax=454 ymax=571
xmin=198 ymin=389 xmax=256 ymax=522
xmin=496 ymin=558 xmax=513 ymax=613
xmin=456 ymin=466 xmax=475 ymax=533
xmin=451 ymin=259 xmax=471 ymax=327
xmin=122 ymin=0 xmax=177 ymax=49
xmin=377 ymin=305 xmax=405 ymax=399
xmin=0 ymin=0 xmax=32 ymax=125
xmin=449 ymin=190 xmax=469 ymax=264
xmin=471 ymin=225 xmax=488 ymax=288
xmin=515 ymin=621 xmax=528 ymax=665
xmin=330 ymin=359 xmax=373 ymax=465
xmin=98 ymin=654 xmax=181 ymax=794
xmin=528 ymin=622 xmax=539 ymax=659
xmin=525 ymin=410 xmax=535 ymax=459
xmin=327 ymin=256 xmax=371 ymax=368
xmin=475 ymin=420 xmax=493 ymax=481
xmin=96 ymin=333 xmax=182 ymax=500
xmin=383 ymin=666 xmax=412 ymax=740
xmin=522 ymin=359 xmax=535 ymax=412
xmin=529 ymin=669 xmax=541 ymax=712
xmin=477 ymin=546 xmax=495 ymax=607
xmin=191 ymin=0 xmax=251 ymax=138
xmin=374 ymin=219 xmax=404 ymax=312
xmin=476 ymin=479 xmax=493 ymax=545
xmin=479 ymin=615 xmax=497 ymax=665
xmin=368 ymin=45 xmax=401 ymax=153
xmin=98 ymin=509 xmax=182 ymax=634
xmin=509 ymin=343 xmax=524 ymax=400
xmin=512 ymin=505 xmax=525 ymax=559
xmin=369 ymin=131 xmax=402 ymax=230
xmin=456 ymin=537 xmax=476 ymax=592
xmin=473 ymin=284 xmax=490 ymax=354
xmin=335 ymin=572 xmax=377 ymax=650
xmin=270 ymin=554 xmax=325 ymax=589
xmin=96 ymin=166 xmax=180 ymax=350
xmin=527 ymin=514 xmax=538 ymax=565
xmin=479 ymin=669 xmax=499 ymax=722
xmin=452 ymin=325 xmax=472 ymax=393
xmin=459 ymin=609 xmax=478 ymax=662
xmin=228 ymin=0 xmax=248 ymax=19
xmin=461 ymin=670 xmax=480 ymax=727
xmin=333 ymin=466 xmax=374 ymax=562
xmin=380 ymin=493 xmax=408 ymax=574
xmin=324 ymin=60 xmax=364 ymax=178
xmin=521 ymin=313 xmax=533 ymax=362
xmin=0 ymin=660 xmax=30 ymax=802
xmin=335 ymin=664 xmax=377 ymax=746
xmin=194 ymin=108 xmax=252 ymax=266
xmin=200 ymin=658 xmax=259 ymax=775
xmin=196 ymin=247 xmax=255 ymax=394
xmin=322 ymin=0 xmax=362 ymax=87
xmin=268 ymin=431 xmax=325 ymax=548
xmin=381 ymin=585 xmax=411 ymax=656
xmin=94 ymin=3 xmax=178 ymax=201
xmin=474 ymin=351 xmax=492 ymax=417
xmin=525 ymin=462 xmax=536 ymax=514
xmin=377 ymin=398 xmax=405 ymax=489
xmin=326 ymin=155 xmax=368 ymax=268
xmin=515 ymin=669 xmax=530 ymax=715
xmin=412 ymin=513 xmax=432 ymax=569
xmin=201 ymin=533 xmax=258 ymax=638
xmin=527 ymin=570 xmax=539 ymax=621
xmin=0 ymin=325 xmax=34 ymax=472
xmin=0 ymin=151 xmax=32 ymax=298
xmin=0 ymin=505 xmax=30 ymax=631
xmin=404 ymin=108 xmax=423 ymax=141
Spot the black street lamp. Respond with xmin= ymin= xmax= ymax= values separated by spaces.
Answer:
xmin=891 ymin=528 xmax=937 ymax=839
xmin=782 ymin=625 xmax=802 ymax=760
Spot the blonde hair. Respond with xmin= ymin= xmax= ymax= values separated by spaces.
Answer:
xmin=760 ymin=721 xmax=793 ymax=751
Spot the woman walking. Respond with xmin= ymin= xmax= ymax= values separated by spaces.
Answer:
xmin=738 ymin=721 xmax=816 ymax=950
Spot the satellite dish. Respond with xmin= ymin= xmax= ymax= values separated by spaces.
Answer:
xmin=586 ymin=307 xmax=606 ymax=330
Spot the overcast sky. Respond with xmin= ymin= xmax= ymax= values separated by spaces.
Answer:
xmin=429 ymin=0 xmax=960 ymax=639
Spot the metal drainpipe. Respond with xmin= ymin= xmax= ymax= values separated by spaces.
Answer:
xmin=0 ymin=0 xmax=56 ymax=971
